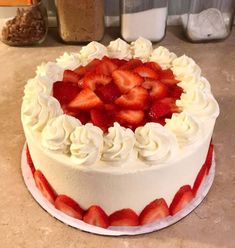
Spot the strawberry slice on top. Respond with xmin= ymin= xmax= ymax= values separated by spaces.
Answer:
xmin=112 ymin=70 xmax=144 ymax=93
xmin=82 ymin=73 xmax=112 ymax=91
xmin=74 ymin=58 xmax=101 ymax=77
xmin=115 ymin=86 xmax=148 ymax=110
xmin=117 ymin=109 xmax=145 ymax=128
xmin=134 ymin=65 xmax=159 ymax=79
xmin=159 ymin=69 xmax=179 ymax=85
xmin=63 ymin=70 xmax=80 ymax=84
xmin=119 ymin=58 xmax=143 ymax=70
xmin=68 ymin=88 xmax=103 ymax=110
xmin=142 ymin=79 xmax=168 ymax=100
xmin=95 ymin=56 xmax=118 ymax=76
xmin=145 ymin=61 xmax=162 ymax=72
xmin=95 ymin=82 xmax=121 ymax=103
xmin=90 ymin=109 xmax=114 ymax=132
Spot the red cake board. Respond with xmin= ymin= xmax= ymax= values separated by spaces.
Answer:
xmin=21 ymin=144 xmax=216 ymax=236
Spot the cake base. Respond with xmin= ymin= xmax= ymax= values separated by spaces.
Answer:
xmin=21 ymin=143 xmax=216 ymax=236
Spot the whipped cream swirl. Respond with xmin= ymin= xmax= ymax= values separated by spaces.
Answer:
xmin=131 ymin=37 xmax=152 ymax=62
xmin=107 ymin=38 xmax=132 ymax=60
xmin=22 ymin=94 xmax=63 ymax=132
xmin=165 ymin=112 xmax=201 ymax=147
xmin=36 ymin=62 xmax=63 ymax=83
xmin=135 ymin=123 xmax=178 ymax=165
xmin=102 ymin=123 xmax=135 ymax=163
xmin=171 ymin=55 xmax=201 ymax=80
xmin=80 ymin=41 xmax=108 ymax=64
xmin=176 ymin=89 xmax=219 ymax=120
xmin=150 ymin=46 xmax=177 ymax=69
xmin=70 ymin=124 xmax=103 ymax=165
xmin=56 ymin=52 xmax=81 ymax=70
xmin=41 ymin=114 xmax=81 ymax=153
xmin=178 ymin=75 xmax=211 ymax=93
xmin=23 ymin=75 xmax=53 ymax=101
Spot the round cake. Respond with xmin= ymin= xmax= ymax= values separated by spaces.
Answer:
xmin=21 ymin=37 xmax=219 ymax=228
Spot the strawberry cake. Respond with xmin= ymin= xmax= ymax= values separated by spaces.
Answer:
xmin=21 ymin=37 xmax=219 ymax=228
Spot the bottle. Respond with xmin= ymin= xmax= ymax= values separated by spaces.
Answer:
xmin=55 ymin=0 xmax=105 ymax=43
xmin=120 ymin=0 xmax=168 ymax=42
xmin=0 ymin=0 xmax=48 ymax=46
xmin=183 ymin=0 xmax=235 ymax=42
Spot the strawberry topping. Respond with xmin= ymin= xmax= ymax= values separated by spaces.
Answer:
xmin=134 ymin=65 xmax=159 ymax=79
xmin=63 ymin=70 xmax=80 ymax=84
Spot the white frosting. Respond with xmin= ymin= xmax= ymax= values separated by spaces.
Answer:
xmin=131 ymin=37 xmax=152 ymax=62
xmin=23 ymin=76 xmax=52 ymax=100
xmin=56 ymin=52 xmax=81 ymax=70
xmin=165 ymin=112 xmax=201 ymax=148
xmin=176 ymin=89 xmax=219 ymax=120
xmin=41 ymin=114 xmax=81 ymax=153
xmin=22 ymin=94 xmax=63 ymax=132
xmin=150 ymin=46 xmax=177 ymax=69
xmin=107 ymin=38 xmax=132 ymax=60
xmin=135 ymin=123 xmax=179 ymax=165
xmin=178 ymin=75 xmax=211 ymax=92
xmin=36 ymin=62 xmax=63 ymax=83
xmin=171 ymin=55 xmax=201 ymax=80
xmin=79 ymin=41 xmax=108 ymax=64
xmin=70 ymin=124 xmax=103 ymax=166
xmin=102 ymin=123 xmax=135 ymax=164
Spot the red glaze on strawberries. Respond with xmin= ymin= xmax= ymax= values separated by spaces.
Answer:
xmin=52 ymin=57 xmax=183 ymax=131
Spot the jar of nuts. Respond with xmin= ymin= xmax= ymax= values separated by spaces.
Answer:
xmin=0 ymin=0 xmax=48 ymax=46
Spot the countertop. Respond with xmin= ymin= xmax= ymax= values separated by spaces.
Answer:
xmin=0 ymin=27 xmax=234 ymax=248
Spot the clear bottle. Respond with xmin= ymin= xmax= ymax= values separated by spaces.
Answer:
xmin=55 ymin=0 xmax=105 ymax=43
xmin=120 ymin=0 xmax=168 ymax=42
xmin=0 ymin=0 xmax=48 ymax=46
xmin=184 ymin=0 xmax=235 ymax=42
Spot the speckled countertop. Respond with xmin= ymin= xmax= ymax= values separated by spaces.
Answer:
xmin=0 ymin=27 xmax=234 ymax=248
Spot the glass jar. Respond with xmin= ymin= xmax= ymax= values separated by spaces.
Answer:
xmin=120 ymin=0 xmax=168 ymax=42
xmin=55 ymin=0 xmax=105 ymax=43
xmin=0 ymin=0 xmax=48 ymax=46
xmin=184 ymin=0 xmax=235 ymax=42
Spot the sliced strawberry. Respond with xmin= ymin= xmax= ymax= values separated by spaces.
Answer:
xmin=145 ymin=61 xmax=162 ymax=72
xmin=34 ymin=170 xmax=57 ymax=204
xmin=205 ymin=143 xmax=214 ymax=175
xmin=169 ymin=85 xmax=183 ymax=99
xmin=134 ymin=66 xmax=159 ymax=79
xmin=83 ymin=205 xmax=109 ymax=228
xmin=112 ymin=70 xmax=144 ymax=93
xmin=169 ymin=185 xmax=194 ymax=215
xmin=55 ymin=195 xmax=84 ymax=219
xmin=95 ymin=82 xmax=121 ymax=103
xmin=159 ymin=97 xmax=181 ymax=113
xmin=82 ymin=73 xmax=112 ymax=91
xmin=68 ymin=88 xmax=103 ymax=110
xmin=26 ymin=145 xmax=35 ymax=174
xmin=159 ymin=69 xmax=179 ymax=85
xmin=151 ymin=117 xmax=166 ymax=126
xmin=110 ymin=58 xmax=127 ymax=67
xmin=74 ymin=59 xmax=101 ymax=77
xmin=115 ymin=86 xmax=148 ymax=110
xmin=109 ymin=208 xmax=139 ymax=226
xmin=142 ymin=79 xmax=168 ymax=100
xmin=117 ymin=110 xmax=145 ymax=127
xmin=104 ymin=103 xmax=119 ymax=113
xmin=149 ymin=102 xmax=172 ymax=119
xmin=95 ymin=56 xmax=118 ymax=76
xmin=64 ymin=109 xmax=90 ymax=124
xmin=90 ymin=109 xmax=113 ymax=132
xmin=139 ymin=198 xmax=169 ymax=225
xmin=53 ymin=81 xmax=81 ymax=105
xmin=119 ymin=59 xmax=143 ymax=70
xmin=63 ymin=70 xmax=80 ymax=84
xmin=192 ymin=163 xmax=207 ymax=196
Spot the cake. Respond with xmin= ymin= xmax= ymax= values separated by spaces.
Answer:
xmin=21 ymin=37 xmax=219 ymax=229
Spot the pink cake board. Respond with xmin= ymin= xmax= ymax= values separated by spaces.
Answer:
xmin=21 ymin=144 xmax=216 ymax=236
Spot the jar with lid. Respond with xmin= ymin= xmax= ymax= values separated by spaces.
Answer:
xmin=55 ymin=0 xmax=105 ymax=43
xmin=183 ymin=0 xmax=235 ymax=42
xmin=0 ymin=0 xmax=48 ymax=46
xmin=120 ymin=0 xmax=168 ymax=42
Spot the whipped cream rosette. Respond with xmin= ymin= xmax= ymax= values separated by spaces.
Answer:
xmin=107 ymin=38 xmax=132 ymax=60
xmin=56 ymin=52 xmax=81 ymax=70
xmin=131 ymin=37 xmax=152 ymax=62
